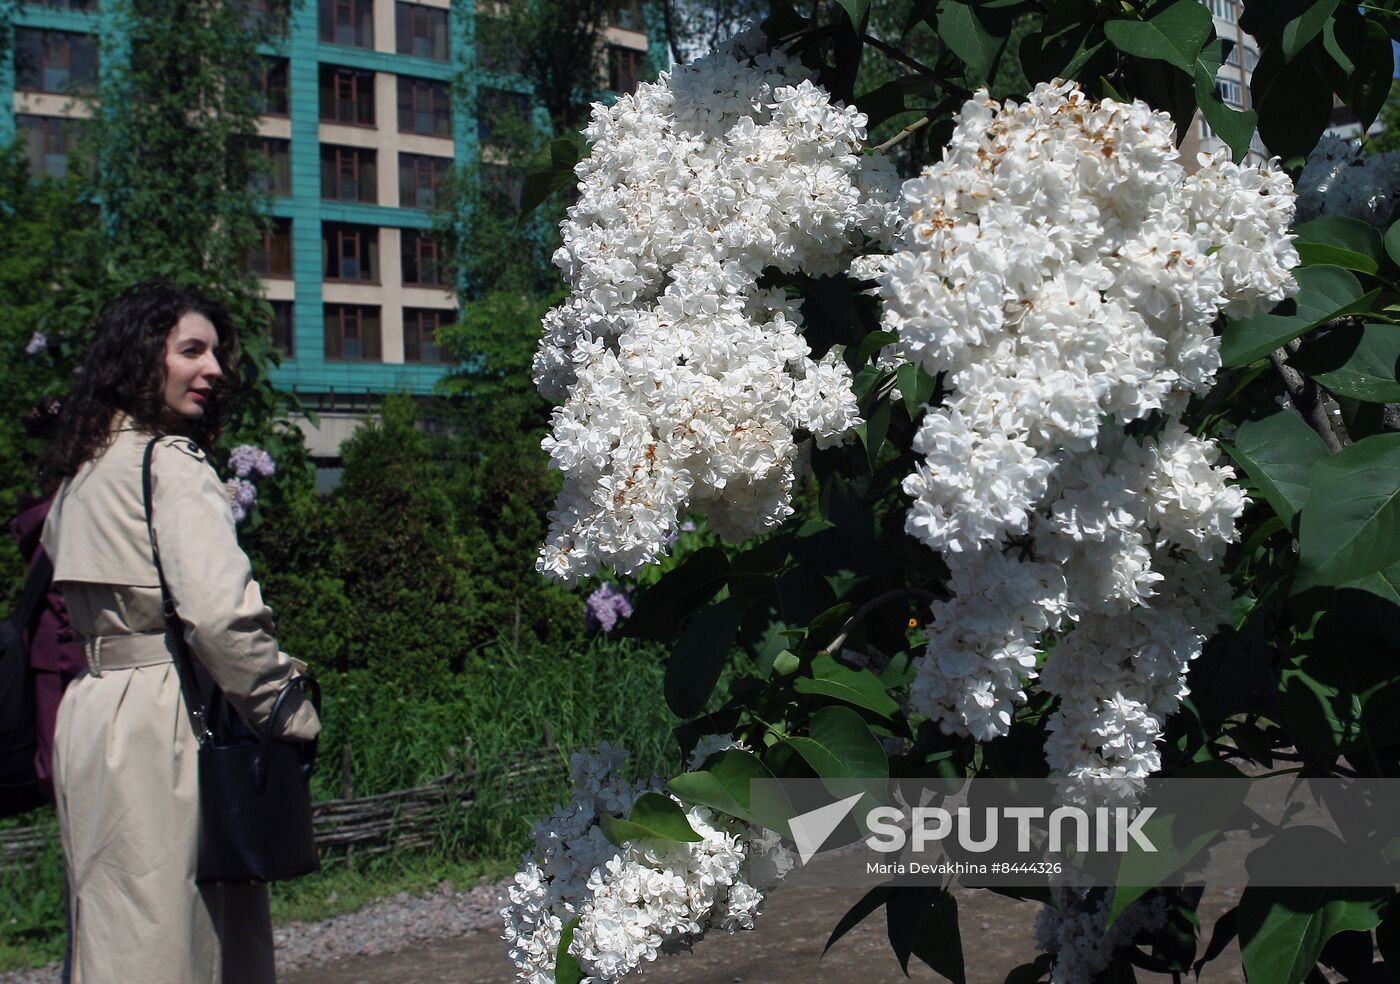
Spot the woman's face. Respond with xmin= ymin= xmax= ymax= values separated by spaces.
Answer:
xmin=162 ymin=312 xmax=223 ymax=420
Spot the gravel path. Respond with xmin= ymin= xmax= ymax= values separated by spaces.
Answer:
xmin=0 ymin=877 xmax=514 ymax=984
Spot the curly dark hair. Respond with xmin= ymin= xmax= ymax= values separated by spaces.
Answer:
xmin=38 ymin=282 xmax=240 ymax=490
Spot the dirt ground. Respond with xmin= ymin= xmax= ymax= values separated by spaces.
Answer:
xmin=283 ymin=868 xmax=1247 ymax=984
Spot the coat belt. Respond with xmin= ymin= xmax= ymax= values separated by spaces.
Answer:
xmin=79 ymin=630 xmax=177 ymax=677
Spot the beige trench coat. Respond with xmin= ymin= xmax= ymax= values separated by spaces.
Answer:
xmin=40 ymin=416 xmax=319 ymax=984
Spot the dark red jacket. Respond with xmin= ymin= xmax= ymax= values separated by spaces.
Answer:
xmin=10 ymin=492 xmax=84 ymax=800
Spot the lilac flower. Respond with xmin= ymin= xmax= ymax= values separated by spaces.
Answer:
xmin=584 ymin=582 xmax=633 ymax=634
xmin=25 ymin=332 xmax=47 ymax=355
xmin=228 ymin=444 xmax=276 ymax=479
xmin=229 ymin=478 xmax=257 ymax=523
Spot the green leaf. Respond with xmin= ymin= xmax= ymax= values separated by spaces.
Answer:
xmin=1240 ymin=885 xmax=1384 ymax=984
xmin=897 ymin=361 xmax=937 ymax=418
xmin=1344 ymin=562 xmax=1400 ymax=607
xmin=1295 ymin=433 xmax=1400 ymax=593
xmin=833 ymin=0 xmax=869 ymax=27
xmin=1250 ymin=43 xmax=1336 ymax=162
xmin=1387 ymin=220 xmax=1400 ymax=269
xmin=861 ymin=398 xmax=891 ymax=471
xmin=794 ymin=651 xmax=901 ymax=719
xmin=598 ymin=791 xmax=704 ymax=848
xmin=1221 ymin=265 xmax=1377 ymax=367
xmin=520 ymin=134 xmax=585 ymax=218
xmin=855 ymin=330 xmax=897 ymax=365
xmin=1107 ymin=760 xmax=1245 ymax=929
xmin=886 ymin=887 xmax=965 ymax=983
xmin=824 ymin=885 xmax=892 ymax=955
xmin=1293 ymin=265 xmax=1377 ymax=325
xmin=1292 ymin=216 xmax=1384 ymax=275
xmin=1291 ymin=324 xmax=1400 ymax=403
xmin=1229 ymin=410 xmax=1330 ymax=523
xmin=1281 ymin=0 xmax=1340 ymax=62
xmin=664 ymin=596 xmax=751 ymax=718
xmin=1194 ymin=40 xmax=1258 ymax=161
xmin=667 ymin=748 xmax=774 ymax=822
xmin=938 ymin=0 xmax=1003 ymax=80
xmin=1323 ymin=15 xmax=1394 ymax=132
xmin=783 ymin=705 xmax=889 ymax=781
xmin=625 ymin=547 xmax=729 ymax=642
xmin=554 ymin=918 xmax=583 ymax=984
xmin=1102 ymin=0 xmax=1212 ymax=73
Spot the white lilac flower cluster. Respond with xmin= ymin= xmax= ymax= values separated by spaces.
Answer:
xmin=1034 ymin=889 xmax=1168 ymax=983
xmin=225 ymin=444 xmax=276 ymax=523
xmin=1295 ymin=133 xmax=1400 ymax=226
xmin=877 ymin=81 xmax=1297 ymax=779
xmin=533 ymin=30 xmax=899 ymax=582
xmin=24 ymin=331 xmax=47 ymax=355
xmin=502 ymin=739 xmax=792 ymax=984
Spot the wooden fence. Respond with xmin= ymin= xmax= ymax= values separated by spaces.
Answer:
xmin=1 ymin=737 xmax=569 ymax=872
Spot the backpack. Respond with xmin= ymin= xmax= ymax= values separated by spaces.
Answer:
xmin=0 ymin=550 xmax=53 ymax=817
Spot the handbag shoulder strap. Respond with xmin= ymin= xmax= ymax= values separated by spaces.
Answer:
xmin=141 ymin=437 xmax=214 ymax=745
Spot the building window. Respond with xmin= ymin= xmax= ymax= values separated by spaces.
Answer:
xmin=476 ymin=87 xmax=529 ymax=142
xmin=481 ymin=163 xmax=523 ymax=210
xmin=255 ymin=138 xmax=292 ymax=196
xmin=608 ymin=45 xmax=644 ymax=93
xmin=319 ymin=65 xmax=376 ymax=126
xmin=398 ymin=153 xmax=449 ymax=209
xmin=404 ymin=308 xmax=450 ymax=363
xmin=14 ymin=29 xmax=98 ymax=94
xmin=237 ymin=0 xmax=288 ymax=34
xmin=247 ymin=218 xmax=293 ymax=278
xmin=1207 ymin=0 xmax=1236 ymax=24
xmin=321 ymin=145 xmax=378 ymax=203
xmin=398 ymin=76 xmax=452 ymax=136
xmin=16 ymin=115 xmax=75 ymax=177
xmin=606 ymin=0 xmax=644 ymax=30
xmin=253 ymin=57 xmax=290 ymax=116
xmin=324 ymin=304 xmax=381 ymax=360
xmin=26 ymin=0 xmax=97 ymax=10
xmin=1216 ymin=77 xmax=1243 ymax=109
xmin=474 ymin=16 xmax=522 ymax=74
xmin=396 ymin=2 xmax=449 ymax=60
xmin=401 ymin=229 xmax=446 ymax=286
xmin=323 ymin=222 xmax=379 ymax=282
xmin=319 ymin=0 xmax=374 ymax=48
xmin=269 ymin=300 xmax=295 ymax=356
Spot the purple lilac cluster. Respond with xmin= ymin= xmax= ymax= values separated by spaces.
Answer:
xmin=230 ymin=478 xmax=258 ymax=523
xmin=229 ymin=444 xmax=277 ymax=479
xmin=226 ymin=444 xmax=275 ymax=523
xmin=584 ymin=582 xmax=633 ymax=634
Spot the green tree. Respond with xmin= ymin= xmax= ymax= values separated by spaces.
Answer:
xmin=331 ymin=395 xmax=477 ymax=682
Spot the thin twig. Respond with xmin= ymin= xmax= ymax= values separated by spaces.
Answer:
xmin=862 ymin=32 xmax=938 ymax=76
xmin=823 ymin=588 xmax=939 ymax=655
xmin=876 ymin=115 xmax=930 ymax=154
xmin=1268 ymin=349 xmax=1349 ymax=453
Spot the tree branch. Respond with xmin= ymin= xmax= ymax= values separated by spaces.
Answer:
xmin=876 ymin=115 xmax=930 ymax=154
xmin=862 ymin=32 xmax=939 ymax=76
xmin=662 ymin=0 xmax=685 ymax=66
xmin=1268 ymin=349 xmax=1350 ymax=453
xmin=822 ymin=588 xmax=939 ymax=655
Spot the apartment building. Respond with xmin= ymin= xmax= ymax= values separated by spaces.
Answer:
xmin=1 ymin=0 xmax=662 ymax=460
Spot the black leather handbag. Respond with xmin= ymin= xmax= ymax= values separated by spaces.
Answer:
xmin=142 ymin=437 xmax=321 ymax=885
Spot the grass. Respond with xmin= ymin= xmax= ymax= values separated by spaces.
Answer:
xmin=0 ymin=634 xmax=682 ymax=971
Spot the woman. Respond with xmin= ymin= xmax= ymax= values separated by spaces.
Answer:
xmin=38 ymin=282 xmax=319 ymax=983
